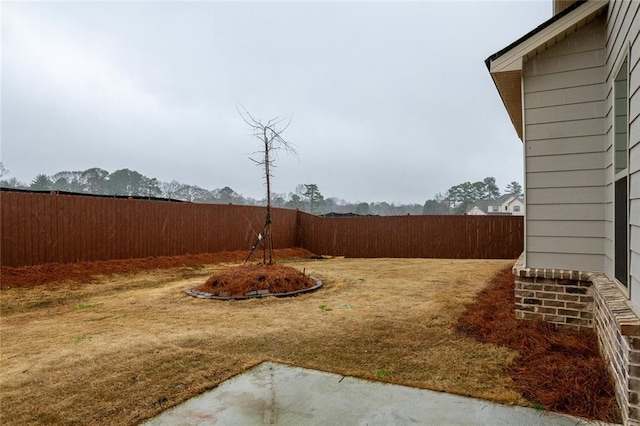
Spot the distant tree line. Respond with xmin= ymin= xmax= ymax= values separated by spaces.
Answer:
xmin=422 ymin=177 xmax=523 ymax=215
xmin=2 ymin=166 xmax=251 ymax=204
xmin=0 ymin=163 xmax=522 ymax=216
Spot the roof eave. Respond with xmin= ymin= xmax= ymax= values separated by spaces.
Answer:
xmin=485 ymin=0 xmax=608 ymax=142
xmin=489 ymin=70 xmax=524 ymax=140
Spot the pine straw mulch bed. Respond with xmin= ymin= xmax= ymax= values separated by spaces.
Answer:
xmin=0 ymin=247 xmax=315 ymax=289
xmin=457 ymin=266 xmax=621 ymax=423
xmin=193 ymin=264 xmax=318 ymax=297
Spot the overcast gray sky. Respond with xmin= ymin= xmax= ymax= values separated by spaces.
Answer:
xmin=2 ymin=1 xmax=550 ymax=204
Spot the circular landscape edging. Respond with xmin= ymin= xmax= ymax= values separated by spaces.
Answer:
xmin=186 ymin=276 xmax=323 ymax=300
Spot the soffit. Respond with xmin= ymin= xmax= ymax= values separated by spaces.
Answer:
xmin=486 ymin=0 xmax=608 ymax=141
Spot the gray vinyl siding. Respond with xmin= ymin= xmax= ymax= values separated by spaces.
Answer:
xmin=523 ymin=16 xmax=606 ymax=271
xmin=528 ymin=236 xmax=604 ymax=254
xmin=527 ymin=169 xmax=605 ymax=188
xmin=525 ymin=67 xmax=604 ymax=94
xmin=526 ymin=252 xmax=605 ymax=272
xmin=526 ymin=186 xmax=605 ymax=204
xmin=527 ymin=220 xmax=604 ymax=237
xmin=526 ymin=203 xmax=604 ymax=221
xmin=524 ymin=135 xmax=604 ymax=156
xmin=527 ymin=152 xmax=604 ymax=171
xmin=604 ymin=0 xmax=640 ymax=307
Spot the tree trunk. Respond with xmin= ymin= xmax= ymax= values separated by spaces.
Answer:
xmin=264 ymin=130 xmax=273 ymax=264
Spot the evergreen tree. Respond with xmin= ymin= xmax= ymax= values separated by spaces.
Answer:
xmin=302 ymin=184 xmax=324 ymax=213
xmin=30 ymin=174 xmax=53 ymax=191
xmin=483 ymin=177 xmax=501 ymax=199
xmin=505 ymin=181 xmax=523 ymax=197
xmin=445 ymin=177 xmax=501 ymax=214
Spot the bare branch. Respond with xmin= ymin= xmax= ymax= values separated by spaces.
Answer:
xmin=238 ymin=105 xmax=297 ymax=264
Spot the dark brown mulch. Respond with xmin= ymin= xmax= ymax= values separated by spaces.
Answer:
xmin=194 ymin=263 xmax=317 ymax=296
xmin=457 ymin=266 xmax=621 ymax=423
xmin=0 ymin=248 xmax=315 ymax=289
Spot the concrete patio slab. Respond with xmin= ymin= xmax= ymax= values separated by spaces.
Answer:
xmin=142 ymin=362 xmax=615 ymax=425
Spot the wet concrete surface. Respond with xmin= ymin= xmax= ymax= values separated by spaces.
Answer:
xmin=142 ymin=361 xmax=614 ymax=425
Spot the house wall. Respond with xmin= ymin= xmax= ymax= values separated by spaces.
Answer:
xmin=507 ymin=198 xmax=525 ymax=216
xmin=499 ymin=2 xmax=640 ymax=423
xmin=484 ymin=197 xmax=525 ymax=216
xmin=523 ymin=16 xmax=607 ymax=272
xmin=603 ymin=0 xmax=640 ymax=309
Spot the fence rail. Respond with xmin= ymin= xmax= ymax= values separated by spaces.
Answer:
xmin=1 ymin=190 xmax=523 ymax=267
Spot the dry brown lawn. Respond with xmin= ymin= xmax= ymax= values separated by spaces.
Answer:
xmin=1 ymin=258 xmax=520 ymax=425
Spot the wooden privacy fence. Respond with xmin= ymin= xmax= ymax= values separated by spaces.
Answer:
xmin=1 ymin=190 xmax=524 ymax=267
xmin=1 ymin=190 xmax=298 ymax=267
xmin=298 ymin=214 xmax=523 ymax=259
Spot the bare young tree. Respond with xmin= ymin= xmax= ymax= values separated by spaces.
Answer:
xmin=238 ymin=105 xmax=296 ymax=264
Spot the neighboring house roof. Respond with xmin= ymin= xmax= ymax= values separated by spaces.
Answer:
xmin=495 ymin=194 xmax=520 ymax=205
xmin=484 ymin=0 xmax=607 ymax=140
xmin=465 ymin=199 xmax=492 ymax=214
xmin=465 ymin=195 xmax=523 ymax=215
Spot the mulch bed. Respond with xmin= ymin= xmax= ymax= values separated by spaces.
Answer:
xmin=457 ymin=266 xmax=621 ymax=423
xmin=193 ymin=264 xmax=319 ymax=297
xmin=0 ymin=248 xmax=315 ymax=289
